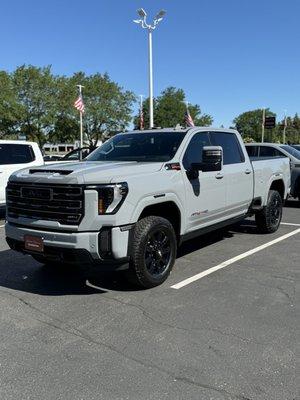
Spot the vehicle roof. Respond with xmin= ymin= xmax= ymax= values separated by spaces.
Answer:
xmin=245 ymin=142 xmax=284 ymax=146
xmin=0 ymin=140 xmax=38 ymax=146
xmin=125 ymin=127 xmax=238 ymax=134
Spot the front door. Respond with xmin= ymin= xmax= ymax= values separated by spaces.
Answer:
xmin=181 ymin=131 xmax=227 ymax=233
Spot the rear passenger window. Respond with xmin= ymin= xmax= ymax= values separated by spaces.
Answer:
xmin=258 ymin=146 xmax=286 ymax=157
xmin=245 ymin=146 xmax=259 ymax=157
xmin=183 ymin=132 xmax=211 ymax=169
xmin=0 ymin=144 xmax=35 ymax=165
xmin=210 ymin=132 xmax=245 ymax=165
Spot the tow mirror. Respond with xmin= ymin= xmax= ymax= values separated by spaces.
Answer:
xmin=191 ymin=146 xmax=223 ymax=172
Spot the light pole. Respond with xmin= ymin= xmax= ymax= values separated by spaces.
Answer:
xmin=134 ymin=8 xmax=166 ymax=129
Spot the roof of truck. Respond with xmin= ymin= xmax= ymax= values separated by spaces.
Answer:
xmin=0 ymin=140 xmax=38 ymax=146
xmin=126 ymin=127 xmax=238 ymax=134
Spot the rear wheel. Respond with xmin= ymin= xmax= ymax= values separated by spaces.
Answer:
xmin=126 ymin=216 xmax=177 ymax=289
xmin=255 ymin=190 xmax=282 ymax=233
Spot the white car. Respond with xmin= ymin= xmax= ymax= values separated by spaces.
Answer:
xmin=0 ymin=140 xmax=44 ymax=208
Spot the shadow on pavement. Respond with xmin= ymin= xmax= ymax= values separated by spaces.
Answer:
xmin=0 ymin=221 xmax=260 ymax=296
xmin=285 ymin=199 xmax=300 ymax=208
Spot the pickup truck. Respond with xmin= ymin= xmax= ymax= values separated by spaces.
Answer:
xmin=245 ymin=142 xmax=300 ymax=201
xmin=5 ymin=128 xmax=290 ymax=288
xmin=0 ymin=140 xmax=44 ymax=209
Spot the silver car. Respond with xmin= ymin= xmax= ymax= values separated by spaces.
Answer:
xmin=246 ymin=143 xmax=300 ymax=200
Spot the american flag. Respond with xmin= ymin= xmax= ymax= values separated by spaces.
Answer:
xmin=74 ymin=94 xmax=85 ymax=113
xmin=185 ymin=107 xmax=194 ymax=127
xmin=140 ymin=105 xmax=144 ymax=130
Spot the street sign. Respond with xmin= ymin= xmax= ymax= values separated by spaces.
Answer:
xmin=264 ymin=116 xmax=276 ymax=129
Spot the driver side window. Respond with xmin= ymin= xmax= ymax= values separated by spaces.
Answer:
xmin=183 ymin=132 xmax=211 ymax=170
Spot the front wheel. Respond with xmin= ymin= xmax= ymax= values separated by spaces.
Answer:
xmin=126 ymin=216 xmax=177 ymax=289
xmin=255 ymin=190 xmax=283 ymax=233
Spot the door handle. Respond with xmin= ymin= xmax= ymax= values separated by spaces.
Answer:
xmin=245 ymin=169 xmax=252 ymax=174
xmin=215 ymin=173 xmax=224 ymax=179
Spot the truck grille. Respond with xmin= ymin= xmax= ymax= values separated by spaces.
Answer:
xmin=6 ymin=182 xmax=84 ymax=225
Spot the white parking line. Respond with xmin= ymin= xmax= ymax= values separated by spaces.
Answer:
xmin=171 ymin=228 xmax=300 ymax=290
xmin=281 ymin=222 xmax=300 ymax=227
xmin=0 ymin=224 xmax=5 ymax=228
xmin=86 ymin=279 xmax=108 ymax=292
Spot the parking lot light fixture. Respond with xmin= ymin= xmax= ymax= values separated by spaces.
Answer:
xmin=133 ymin=9 xmax=166 ymax=129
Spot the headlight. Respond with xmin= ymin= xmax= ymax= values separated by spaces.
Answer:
xmin=86 ymin=183 xmax=128 ymax=214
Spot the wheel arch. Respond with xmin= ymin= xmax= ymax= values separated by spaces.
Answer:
xmin=138 ymin=201 xmax=182 ymax=241
xmin=269 ymin=179 xmax=285 ymax=201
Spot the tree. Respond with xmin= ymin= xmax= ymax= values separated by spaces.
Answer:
xmin=134 ymin=87 xmax=213 ymax=129
xmin=0 ymin=71 xmax=22 ymax=139
xmin=72 ymin=72 xmax=135 ymax=149
xmin=11 ymin=65 xmax=57 ymax=147
xmin=233 ymin=109 xmax=276 ymax=142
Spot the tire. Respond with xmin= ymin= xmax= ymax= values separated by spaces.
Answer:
xmin=255 ymin=190 xmax=283 ymax=233
xmin=126 ymin=216 xmax=177 ymax=289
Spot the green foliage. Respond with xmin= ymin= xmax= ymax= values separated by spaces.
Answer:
xmin=234 ymin=109 xmax=300 ymax=143
xmin=0 ymin=66 xmax=135 ymax=148
xmin=134 ymin=86 xmax=213 ymax=129
xmin=233 ymin=109 xmax=276 ymax=142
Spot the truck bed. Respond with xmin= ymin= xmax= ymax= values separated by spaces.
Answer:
xmin=250 ymin=156 xmax=291 ymax=203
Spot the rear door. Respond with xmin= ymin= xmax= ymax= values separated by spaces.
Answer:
xmin=210 ymin=132 xmax=253 ymax=218
xmin=0 ymin=144 xmax=36 ymax=204
xmin=181 ymin=131 xmax=227 ymax=232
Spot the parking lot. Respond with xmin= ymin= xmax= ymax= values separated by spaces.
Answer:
xmin=0 ymin=202 xmax=299 ymax=400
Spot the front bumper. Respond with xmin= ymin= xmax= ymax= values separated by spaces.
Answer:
xmin=5 ymin=223 xmax=131 ymax=268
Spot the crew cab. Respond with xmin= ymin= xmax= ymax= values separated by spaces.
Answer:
xmin=0 ymin=140 xmax=44 ymax=209
xmin=245 ymin=142 xmax=300 ymax=200
xmin=5 ymin=128 xmax=290 ymax=288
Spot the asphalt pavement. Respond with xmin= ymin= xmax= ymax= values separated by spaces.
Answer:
xmin=0 ymin=201 xmax=299 ymax=400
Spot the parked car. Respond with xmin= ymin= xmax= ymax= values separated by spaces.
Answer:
xmin=291 ymin=144 xmax=300 ymax=152
xmin=0 ymin=140 xmax=44 ymax=209
xmin=43 ymin=155 xmax=64 ymax=162
xmin=62 ymin=147 xmax=92 ymax=161
xmin=245 ymin=143 xmax=300 ymax=200
xmin=6 ymin=128 xmax=290 ymax=288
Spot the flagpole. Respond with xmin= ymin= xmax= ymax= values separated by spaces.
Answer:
xmin=283 ymin=110 xmax=287 ymax=144
xmin=76 ymin=84 xmax=84 ymax=160
xmin=261 ymin=108 xmax=265 ymax=143
xmin=139 ymin=95 xmax=144 ymax=130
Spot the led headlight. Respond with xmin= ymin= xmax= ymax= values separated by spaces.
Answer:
xmin=86 ymin=183 xmax=128 ymax=215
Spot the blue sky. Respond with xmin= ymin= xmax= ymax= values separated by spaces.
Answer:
xmin=1 ymin=0 xmax=299 ymax=127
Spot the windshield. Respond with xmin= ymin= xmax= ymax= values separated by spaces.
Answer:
xmin=86 ymin=132 xmax=186 ymax=162
xmin=280 ymin=145 xmax=300 ymax=160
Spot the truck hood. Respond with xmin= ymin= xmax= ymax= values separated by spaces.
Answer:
xmin=10 ymin=161 xmax=164 ymax=185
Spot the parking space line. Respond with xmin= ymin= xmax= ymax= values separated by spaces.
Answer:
xmin=0 ymin=224 xmax=5 ymax=228
xmin=281 ymin=222 xmax=300 ymax=227
xmin=171 ymin=228 xmax=300 ymax=290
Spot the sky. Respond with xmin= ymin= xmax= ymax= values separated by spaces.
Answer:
xmin=1 ymin=0 xmax=299 ymax=127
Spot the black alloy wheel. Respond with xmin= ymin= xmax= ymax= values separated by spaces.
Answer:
xmin=144 ymin=229 xmax=172 ymax=278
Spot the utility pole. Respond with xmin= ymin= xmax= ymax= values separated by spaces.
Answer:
xmin=134 ymin=9 xmax=166 ymax=129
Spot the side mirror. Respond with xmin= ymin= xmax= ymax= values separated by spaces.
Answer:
xmin=191 ymin=146 xmax=223 ymax=172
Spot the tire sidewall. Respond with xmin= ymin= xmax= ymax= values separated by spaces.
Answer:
xmin=132 ymin=217 xmax=177 ymax=287
xmin=266 ymin=190 xmax=283 ymax=231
